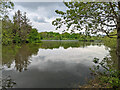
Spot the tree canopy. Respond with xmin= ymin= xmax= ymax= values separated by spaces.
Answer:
xmin=2 ymin=10 xmax=40 ymax=45
xmin=52 ymin=2 xmax=119 ymax=37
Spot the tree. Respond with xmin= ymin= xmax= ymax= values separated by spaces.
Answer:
xmin=21 ymin=12 xmax=32 ymax=41
xmin=28 ymin=28 xmax=40 ymax=43
xmin=52 ymin=1 xmax=120 ymax=70
xmin=13 ymin=10 xmax=22 ymax=43
xmin=13 ymin=10 xmax=32 ymax=43
xmin=0 ymin=0 xmax=14 ymax=18
xmin=2 ymin=15 xmax=13 ymax=44
xmin=0 ymin=0 xmax=14 ymax=45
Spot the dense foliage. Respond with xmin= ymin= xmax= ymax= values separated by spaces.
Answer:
xmin=90 ymin=56 xmax=120 ymax=88
xmin=2 ymin=10 xmax=40 ymax=45
xmin=39 ymin=31 xmax=102 ymax=41
xmin=27 ymin=28 xmax=40 ymax=43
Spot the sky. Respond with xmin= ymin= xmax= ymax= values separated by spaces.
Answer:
xmin=9 ymin=2 xmax=70 ymax=33
xmin=9 ymin=1 xmax=115 ymax=34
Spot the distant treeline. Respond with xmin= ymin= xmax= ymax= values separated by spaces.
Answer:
xmin=39 ymin=32 xmax=102 ymax=41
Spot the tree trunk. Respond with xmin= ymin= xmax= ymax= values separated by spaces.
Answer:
xmin=117 ymin=24 xmax=120 ymax=71
xmin=117 ymin=2 xmax=120 ymax=71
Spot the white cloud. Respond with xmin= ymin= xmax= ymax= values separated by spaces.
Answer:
xmin=9 ymin=2 xmax=68 ymax=33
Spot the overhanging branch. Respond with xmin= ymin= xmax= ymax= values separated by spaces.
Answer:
xmin=109 ymin=2 xmax=118 ymax=19
xmin=101 ymin=23 xmax=117 ymax=27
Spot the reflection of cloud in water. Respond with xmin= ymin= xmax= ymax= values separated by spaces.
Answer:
xmin=4 ymin=60 xmax=91 ymax=88
xmin=2 ymin=43 xmax=109 ymax=88
xmin=30 ymin=59 xmax=86 ymax=72
xmin=30 ymin=45 xmax=109 ymax=69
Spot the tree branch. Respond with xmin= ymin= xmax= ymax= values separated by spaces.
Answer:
xmin=98 ymin=19 xmax=117 ymax=27
xmin=118 ymin=1 xmax=120 ymax=10
xmin=108 ymin=34 xmax=117 ymax=36
xmin=98 ymin=28 xmax=116 ymax=38
xmin=78 ymin=15 xmax=115 ymax=18
xmin=106 ymin=32 xmax=117 ymax=38
xmin=107 ymin=35 xmax=117 ymax=38
xmin=101 ymin=23 xmax=117 ymax=27
xmin=109 ymin=2 xmax=118 ymax=19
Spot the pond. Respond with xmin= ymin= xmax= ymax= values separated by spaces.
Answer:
xmin=2 ymin=41 xmax=109 ymax=88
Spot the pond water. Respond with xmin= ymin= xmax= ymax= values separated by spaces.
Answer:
xmin=2 ymin=41 xmax=109 ymax=88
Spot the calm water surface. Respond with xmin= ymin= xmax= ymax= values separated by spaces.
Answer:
xmin=2 ymin=41 xmax=109 ymax=88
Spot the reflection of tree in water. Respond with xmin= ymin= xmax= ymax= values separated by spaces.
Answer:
xmin=40 ymin=41 xmax=103 ymax=49
xmin=15 ymin=45 xmax=30 ymax=72
xmin=2 ymin=44 xmax=39 ymax=72
xmin=14 ymin=44 xmax=39 ymax=72
xmin=2 ymin=76 xmax=16 ymax=89
xmin=3 ymin=41 xmax=103 ymax=72
xmin=2 ymin=45 xmax=19 ymax=68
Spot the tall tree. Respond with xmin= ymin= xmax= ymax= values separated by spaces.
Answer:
xmin=52 ymin=1 xmax=120 ymax=70
xmin=0 ymin=0 xmax=14 ymax=44
xmin=2 ymin=15 xmax=13 ymax=44
xmin=21 ymin=12 xmax=32 ymax=41
xmin=13 ymin=10 xmax=32 ymax=43
xmin=13 ymin=10 xmax=22 ymax=37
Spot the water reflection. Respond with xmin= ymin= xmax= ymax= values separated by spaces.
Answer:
xmin=40 ymin=41 xmax=102 ymax=49
xmin=2 ymin=41 xmax=108 ymax=88
xmin=15 ymin=45 xmax=34 ymax=72
xmin=2 ymin=76 xmax=16 ymax=89
xmin=2 ymin=41 xmax=103 ymax=72
xmin=3 ymin=44 xmax=39 ymax=72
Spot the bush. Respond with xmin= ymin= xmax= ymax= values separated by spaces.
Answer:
xmin=90 ymin=57 xmax=120 ymax=88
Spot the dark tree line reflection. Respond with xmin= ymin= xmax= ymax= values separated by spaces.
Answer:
xmin=2 ymin=44 xmax=39 ymax=72
xmin=2 ymin=41 xmax=103 ymax=72
xmin=40 ymin=41 xmax=102 ymax=49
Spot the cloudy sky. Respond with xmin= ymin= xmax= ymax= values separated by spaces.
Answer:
xmin=9 ymin=2 xmax=70 ymax=33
